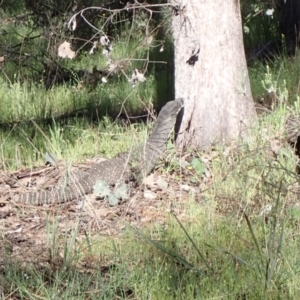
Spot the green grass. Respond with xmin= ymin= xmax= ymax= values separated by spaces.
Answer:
xmin=249 ymin=53 xmax=300 ymax=104
xmin=0 ymin=66 xmax=160 ymax=170
xmin=2 ymin=49 xmax=300 ymax=299
xmin=2 ymin=97 xmax=300 ymax=299
xmin=0 ymin=111 xmax=152 ymax=170
xmin=0 ymin=73 xmax=158 ymax=122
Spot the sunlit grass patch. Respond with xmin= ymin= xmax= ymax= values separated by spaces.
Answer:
xmin=0 ymin=114 xmax=152 ymax=170
xmin=2 ymin=105 xmax=300 ymax=299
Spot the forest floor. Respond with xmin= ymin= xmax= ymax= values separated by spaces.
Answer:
xmin=0 ymin=155 xmax=203 ymax=267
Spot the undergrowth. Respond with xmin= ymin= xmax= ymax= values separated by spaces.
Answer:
xmin=2 ymin=96 xmax=300 ymax=299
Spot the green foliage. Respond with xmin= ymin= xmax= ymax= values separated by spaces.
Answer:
xmin=93 ymin=180 xmax=130 ymax=206
xmin=0 ymin=0 xmax=172 ymax=91
xmin=114 ymin=184 xmax=130 ymax=201
xmin=93 ymin=180 xmax=111 ymax=198
xmin=0 ymin=0 xmax=25 ymax=15
xmin=190 ymin=157 xmax=206 ymax=177
xmin=130 ymin=107 xmax=300 ymax=298
xmin=0 ymin=0 xmax=174 ymax=155
xmin=249 ymin=53 xmax=300 ymax=103
xmin=241 ymin=0 xmax=281 ymax=48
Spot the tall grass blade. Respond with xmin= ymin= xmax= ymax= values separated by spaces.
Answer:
xmin=136 ymin=229 xmax=203 ymax=275
xmin=172 ymin=212 xmax=214 ymax=274
xmin=201 ymin=242 xmax=253 ymax=268
xmin=266 ymin=180 xmax=285 ymax=289
xmin=244 ymin=212 xmax=264 ymax=275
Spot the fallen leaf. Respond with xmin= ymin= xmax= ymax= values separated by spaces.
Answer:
xmin=129 ymin=69 xmax=146 ymax=87
xmin=58 ymin=41 xmax=76 ymax=59
xmin=144 ymin=190 xmax=156 ymax=200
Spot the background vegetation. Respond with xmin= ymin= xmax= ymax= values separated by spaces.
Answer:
xmin=1 ymin=0 xmax=300 ymax=299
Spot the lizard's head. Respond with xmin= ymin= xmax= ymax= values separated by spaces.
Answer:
xmin=150 ymin=98 xmax=184 ymax=138
xmin=158 ymin=98 xmax=184 ymax=121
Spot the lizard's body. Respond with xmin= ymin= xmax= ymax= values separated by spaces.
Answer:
xmin=17 ymin=98 xmax=184 ymax=205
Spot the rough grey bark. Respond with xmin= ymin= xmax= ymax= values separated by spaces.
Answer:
xmin=171 ymin=0 xmax=256 ymax=150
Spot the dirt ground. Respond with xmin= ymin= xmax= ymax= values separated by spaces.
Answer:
xmin=0 ymin=159 xmax=206 ymax=268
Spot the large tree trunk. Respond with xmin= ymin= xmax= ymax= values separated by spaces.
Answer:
xmin=171 ymin=0 xmax=256 ymax=150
